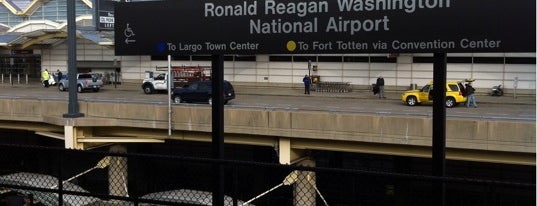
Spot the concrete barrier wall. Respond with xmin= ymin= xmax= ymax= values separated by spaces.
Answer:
xmin=0 ymin=99 xmax=534 ymax=154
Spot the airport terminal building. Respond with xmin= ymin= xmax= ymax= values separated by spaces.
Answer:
xmin=0 ymin=2 xmax=535 ymax=205
xmin=0 ymin=0 xmax=535 ymax=93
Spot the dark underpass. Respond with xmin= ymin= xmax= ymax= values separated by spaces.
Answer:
xmin=0 ymin=129 xmax=534 ymax=206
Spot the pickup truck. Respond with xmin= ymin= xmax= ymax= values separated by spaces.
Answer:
xmin=58 ymin=73 xmax=103 ymax=93
xmin=142 ymin=66 xmax=210 ymax=94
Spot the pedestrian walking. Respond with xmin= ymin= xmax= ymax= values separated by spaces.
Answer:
xmin=376 ymin=75 xmax=385 ymax=98
xmin=42 ymin=69 xmax=50 ymax=88
xmin=466 ymin=83 xmax=477 ymax=108
xmin=303 ymin=74 xmax=311 ymax=94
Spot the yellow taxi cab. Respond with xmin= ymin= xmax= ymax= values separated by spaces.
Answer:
xmin=401 ymin=81 xmax=467 ymax=108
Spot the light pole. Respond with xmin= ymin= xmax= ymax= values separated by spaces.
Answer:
xmin=63 ymin=0 xmax=83 ymax=118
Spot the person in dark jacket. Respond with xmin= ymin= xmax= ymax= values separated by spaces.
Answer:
xmin=376 ymin=76 xmax=385 ymax=98
xmin=303 ymin=74 xmax=311 ymax=94
xmin=465 ymin=83 xmax=477 ymax=108
xmin=57 ymin=69 xmax=62 ymax=81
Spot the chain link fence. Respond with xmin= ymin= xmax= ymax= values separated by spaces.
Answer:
xmin=0 ymin=144 xmax=534 ymax=206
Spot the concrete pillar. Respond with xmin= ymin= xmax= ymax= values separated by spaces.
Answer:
xmin=109 ymin=144 xmax=128 ymax=197
xmin=278 ymin=138 xmax=306 ymax=164
xmin=293 ymin=159 xmax=316 ymax=206
xmin=64 ymin=126 xmax=76 ymax=149
xmin=64 ymin=126 xmax=87 ymax=149
xmin=278 ymin=138 xmax=317 ymax=205
xmin=279 ymin=138 xmax=292 ymax=164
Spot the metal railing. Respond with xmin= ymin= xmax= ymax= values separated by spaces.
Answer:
xmin=311 ymin=81 xmax=352 ymax=93
xmin=0 ymin=144 xmax=533 ymax=206
xmin=0 ymin=73 xmax=29 ymax=85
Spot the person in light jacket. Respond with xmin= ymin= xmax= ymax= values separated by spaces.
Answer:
xmin=42 ymin=69 xmax=50 ymax=88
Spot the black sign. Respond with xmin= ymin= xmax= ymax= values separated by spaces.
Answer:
xmin=95 ymin=0 xmax=116 ymax=31
xmin=11 ymin=50 xmax=33 ymax=55
xmin=115 ymin=0 xmax=535 ymax=55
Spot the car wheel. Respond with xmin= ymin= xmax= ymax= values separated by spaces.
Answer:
xmin=406 ymin=96 xmax=417 ymax=106
xmin=58 ymin=84 xmax=65 ymax=92
xmin=143 ymin=85 xmax=154 ymax=94
xmin=208 ymin=97 xmax=212 ymax=105
xmin=173 ymin=96 xmax=183 ymax=104
xmin=445 ymin=97 xmax=455 ymax=108
xmin=77 ymin=85 xmax=83 ymax=93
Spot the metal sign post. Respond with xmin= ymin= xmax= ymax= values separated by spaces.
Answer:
xmin=211 ymin=54 xmax=225 ymax=206
xmin=63 ymin=0 xmax=83 ymax=118
xmin=432 ymin=53 xmax=447 ymax=206
xmin=308 ymin=60 xmax=312 ymax=77
xmin=168 ymin=55 xmax=172 ymax=136
xmin=514 ymin=77 xmax=519 ymax=99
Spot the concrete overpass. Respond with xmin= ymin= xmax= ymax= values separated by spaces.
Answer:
xmin=0 ymin=97 xmax=534 ymax=166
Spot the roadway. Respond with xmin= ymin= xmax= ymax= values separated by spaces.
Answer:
xmin=0 ymin=82 xmax=534 ymax=122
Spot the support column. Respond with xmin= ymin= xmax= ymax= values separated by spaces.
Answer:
xmin=294 ymin=159 xmax=316 ymax=206
xmin=64 ymin=126 xmax=76 ymax=149
xmin=277 ymin=138 xmax=316 ymax=205
xmin=432 ymin=53 xmax=447 ymax=206
xmin=64 ymin=126 xmax=87 ymax=149
xmin=279 ymin=138 xmax=292 ymax=164
xmin=278 ymin=138 xmax=306 ymax=165
xmin=109 ymin=144 xmax=128 ymax=197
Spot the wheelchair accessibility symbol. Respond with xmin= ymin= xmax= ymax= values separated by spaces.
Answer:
xmin=124 ymin=23 xmax=136 ymax=44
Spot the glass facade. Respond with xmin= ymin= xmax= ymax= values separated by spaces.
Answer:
xmin=0 ymin=0 xmax=92 ymax=80
xmin=0 ymin=54 xmax=41 ymax=78
xmin=0 ymin=0 xmax=93 ymax=26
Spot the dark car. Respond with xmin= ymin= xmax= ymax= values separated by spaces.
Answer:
xmin=171 ymin=80 xmax=235 ymax=105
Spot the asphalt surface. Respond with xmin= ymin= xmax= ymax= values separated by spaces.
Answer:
xmin=236 ymin=84 xmax=535 ymax=105
xmin=2 ymin=80 xmax=534 ymax=103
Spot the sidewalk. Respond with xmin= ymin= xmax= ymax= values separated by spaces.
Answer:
xmin=234 ymin=85 xmax=536 ymax=105
xmin=2 ymin=81 xmax=534 ymax=105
